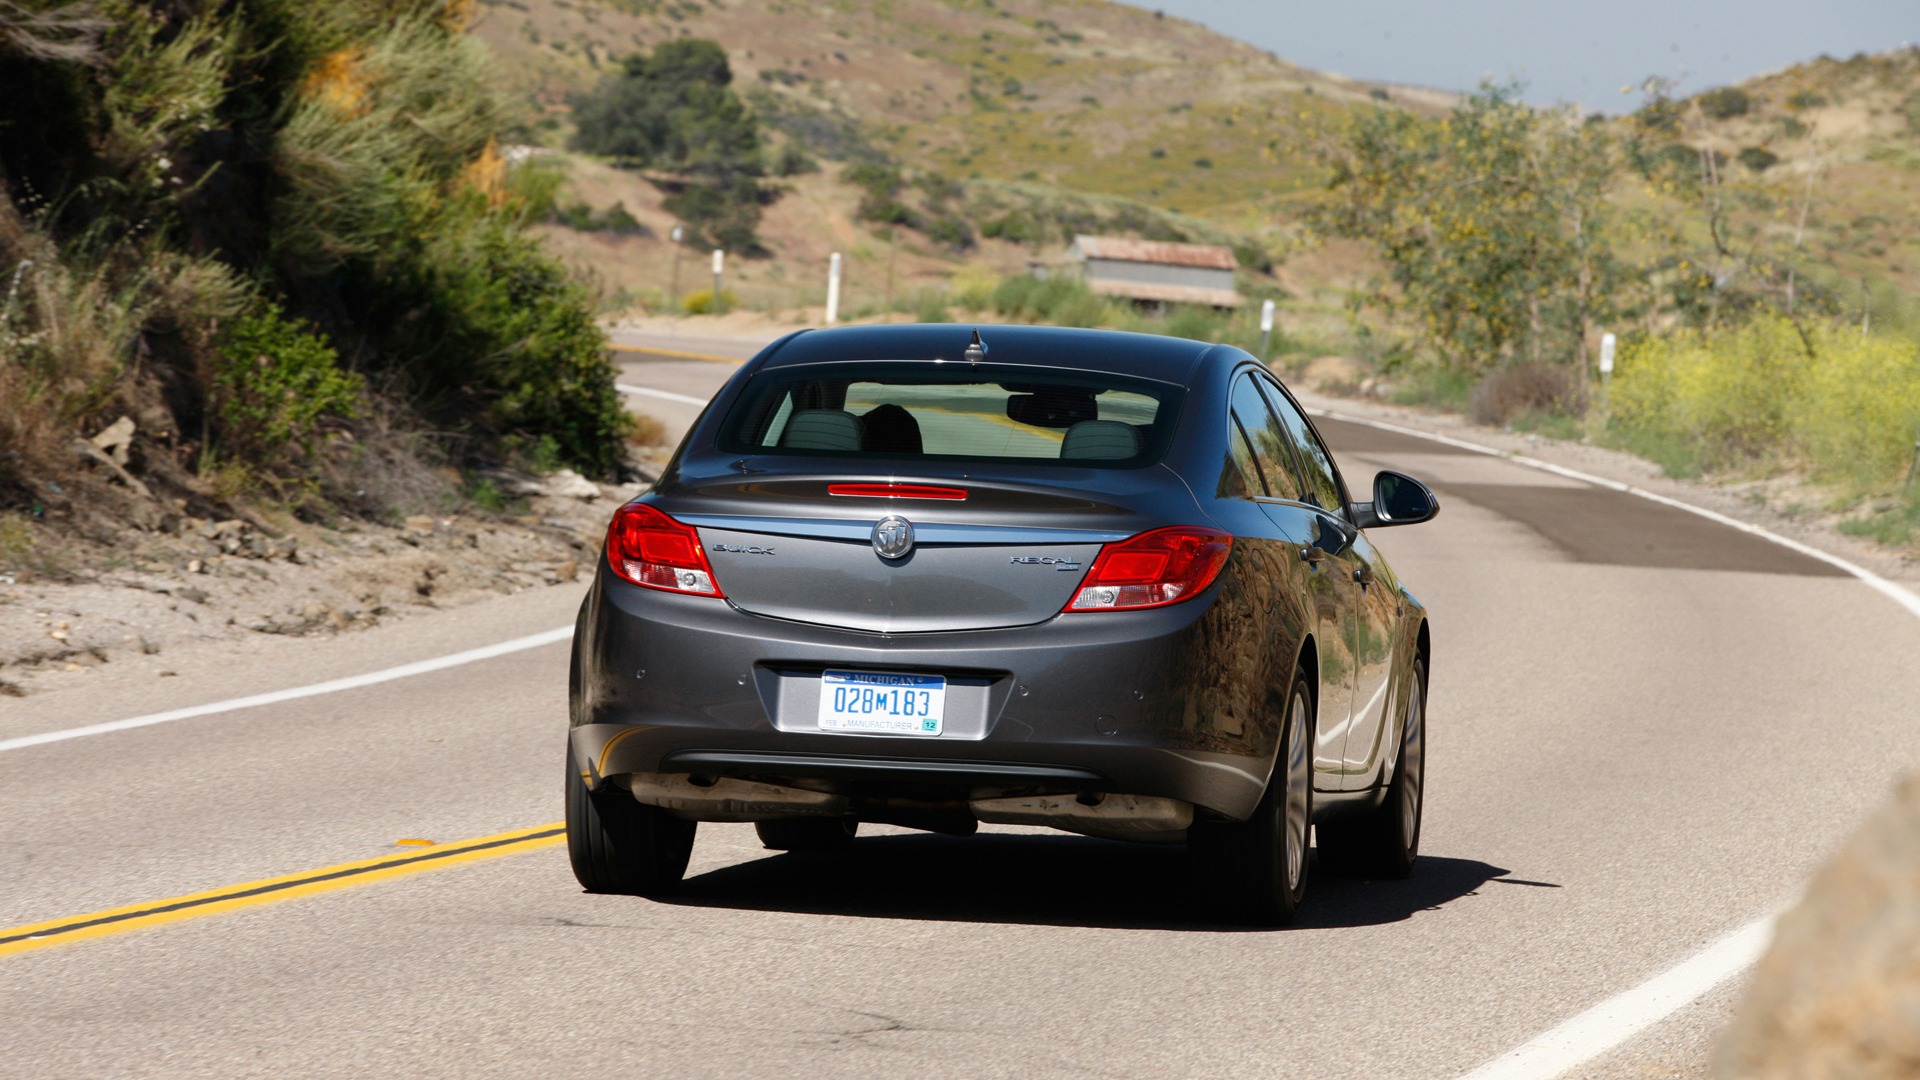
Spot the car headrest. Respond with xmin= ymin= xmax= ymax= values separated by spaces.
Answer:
xmin=860 ymin=404 xmax=922 ymax=454
xmin=781 ymin=409 xmax=861 ymax=451
xmin=1060 ymin=419 xmax=1140 ymax=461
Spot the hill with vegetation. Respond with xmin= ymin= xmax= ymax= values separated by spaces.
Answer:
xmin=1630 ymin=49 xmax=1920 ymax=335
xmin=0 ymin=0 xmax=629 ymax=577
xmin=473 ymin=0 xmax=1439 ymax=219
xmin=465 ymin=0 xmax=1449 ymax=323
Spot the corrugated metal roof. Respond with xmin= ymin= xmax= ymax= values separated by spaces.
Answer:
xmin=1086 ymin=278 xmax=1243 ymax=308
xmin=1071 ymin=234 xmax=1239 ymax=271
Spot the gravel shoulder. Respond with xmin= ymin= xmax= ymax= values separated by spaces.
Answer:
xmin=0 ymin=467 xmax=648 ymax=705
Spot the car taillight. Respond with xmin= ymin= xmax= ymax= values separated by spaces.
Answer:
xmin=604 ymin=503 xmax=723 ymax=597
xmin=1066 ymin=527 xmax=1232 ymax=612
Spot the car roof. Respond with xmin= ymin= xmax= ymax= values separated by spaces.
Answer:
xmin=753 ymin=323 xmax=1234 ymax=385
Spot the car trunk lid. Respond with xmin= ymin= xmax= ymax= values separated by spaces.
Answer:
xmin=661 ymin=477 xmax=1154 ymax=633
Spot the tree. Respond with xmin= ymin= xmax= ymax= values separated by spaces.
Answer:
xmin=1316 ymin=84 xmax=1621 ymax=375
xmin=569 ymin=38 xmax=765 ymax=250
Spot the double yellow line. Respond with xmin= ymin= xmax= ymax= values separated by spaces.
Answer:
xmin=607 ymin=342 xmax=743 ymax=364
xmin=0 ymin=823 xmax=564 ymax=958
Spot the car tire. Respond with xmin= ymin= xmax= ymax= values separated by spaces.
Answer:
xmin=1190 ymin=668 xmax=1314 ymax=925
xmin=754 ymin=818 xmax=859 ymax=851
xmin=565 ymin=754 xmax=696 ymax=896
xmin=1318 ymin=656 xmax=1426 ymax=880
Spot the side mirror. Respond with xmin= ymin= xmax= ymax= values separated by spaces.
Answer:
xmin=1350 ymin=470 xmax=1439 ymax=529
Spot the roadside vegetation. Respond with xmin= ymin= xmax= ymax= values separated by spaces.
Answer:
xmin=1312 ymin=70 xmax=1920 ymax=545
xmin=0 ymin=0 xmax=628 ymax=567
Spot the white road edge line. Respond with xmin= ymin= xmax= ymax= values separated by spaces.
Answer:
xmin=617 ymin=383 xmax=709 ymax=407
xmin=1456 ymin=916 xmax=1779 ymax=1080
xmin=0 ymin=626 xmax=574 ymax=754
xmin=1312 ymin=408 xmax=1920 ymax=1079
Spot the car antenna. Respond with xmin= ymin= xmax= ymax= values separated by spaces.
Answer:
xmin=964 ymin=329 xmax=987 ymax=367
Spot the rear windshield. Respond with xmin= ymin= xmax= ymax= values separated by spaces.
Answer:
xmin=717 ymin=363 xmax=1182 ymax=467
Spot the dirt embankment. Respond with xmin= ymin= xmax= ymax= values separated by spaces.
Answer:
xmin=1716 ymin=770 xmax=1920 ymax=1077
xmin=0 ymin=468 xmax=642 ymax=701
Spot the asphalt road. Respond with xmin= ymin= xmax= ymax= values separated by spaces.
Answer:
xmin=6 ymin=330 xmax=1920 ymax=1078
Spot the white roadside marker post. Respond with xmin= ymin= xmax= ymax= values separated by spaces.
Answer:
xmin=1599 ymin=331 xmax=1617 ymax=413
xmin=1259 ymin=298 xmax=1276 ymax=359
xmin=711 ymin=248 xmax=725 ymax=308
xmin=826 ymin=252 xmax=842 ymax=325
xmin=668 ymin=225 xmax=684 ymax=309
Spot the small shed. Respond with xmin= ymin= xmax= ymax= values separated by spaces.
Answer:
xmin=1067 ymin=235 xmax=1242 ymax=309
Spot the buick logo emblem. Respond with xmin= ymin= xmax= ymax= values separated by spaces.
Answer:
xmin=871 ymin=515 xmax=914 ymax=560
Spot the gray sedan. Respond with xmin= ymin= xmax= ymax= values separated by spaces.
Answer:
xmin=567 ymin=323 xmax=1437 ymax=923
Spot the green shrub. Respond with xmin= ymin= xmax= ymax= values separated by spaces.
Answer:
xmin=1738 ymin=146 xmax=1780 ymax=172
xmin=466 ymin=476 xmax=517 ymax=514
xmin=553 ymin=200 xmax=641 ymax=234
xmin=682 ymin=287 xmax=739 ymax=315
xmin=989 ymin=274 xmax=1112 ymax=327
xmin=213 ymin=301 xmax=364 ymax=471
xmin=1697 ymin=87 xmax=1752 ymax=120
xmin=1389 ymin=365 xmax=1478 ymax=412
xmin=924 ymin=213 xmax=975 ymax=251
xmin=1636 ymin=97 xmax=1684 ymax=132
xmin=773 ymin=141 xmax=818 ymax=176
xmin=948 ymin=266 xmax=1001 ymax=310
xmin=1840 ymin=498 xmax=1920 ymax=547
xmin=570 ymin=39 xmax=764 ymax=248
xmin=980 ymin=211 xmax=1042 ymax=244
xmin=913 ymin=289 xmax=952 ymax=323
xmin=360 ymin=219 xmax=630 ymax=478
xmin=1164 ymin=304 xmax=1222 ymax=342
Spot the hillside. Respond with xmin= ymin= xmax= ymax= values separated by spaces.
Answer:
xmin=1633 ymin=48 xmax=1920 ymax=331
xmin=472 ymin=0 xmax=1441 ymax=221
xmin=468 ymin=0 xmax=1433 ymax=325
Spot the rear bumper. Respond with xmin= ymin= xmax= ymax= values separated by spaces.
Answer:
xmin=570 ymin=572 xmax=1285 ymax=820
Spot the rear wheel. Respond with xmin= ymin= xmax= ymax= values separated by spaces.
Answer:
xmin=1319 ymin=656 xmax=1426 ymax=879
xmin=755 ymin=818 xmax=859 ymax=851
xmin=1191 ymin=669 xmax=1314 ymax=925
xmin=565 ymin=755 xmax=696 ymax=895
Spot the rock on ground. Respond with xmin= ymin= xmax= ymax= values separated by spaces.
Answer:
xmin=1716 ymin=770 xmax=1920 ymax=1078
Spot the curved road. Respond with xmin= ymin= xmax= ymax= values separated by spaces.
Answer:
xmin=4 ymin=329 xmax=1918 ymax=1077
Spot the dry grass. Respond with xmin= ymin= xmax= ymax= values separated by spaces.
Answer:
xmin=627 ymin=411 xmax=666 ymax=448
xmin=0 ymin=200 xmax=142 ymax=494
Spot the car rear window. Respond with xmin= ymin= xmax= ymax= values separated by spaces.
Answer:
xmin=717 ymin=363 xmax=1183 ymax=467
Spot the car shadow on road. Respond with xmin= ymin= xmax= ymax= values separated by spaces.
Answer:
xmin=665 ymin=832 xmax=1513 ymax=932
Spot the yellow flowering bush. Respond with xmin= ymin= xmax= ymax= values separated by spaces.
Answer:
xmin=1611 ymin=315 xmax=1920 ymax=490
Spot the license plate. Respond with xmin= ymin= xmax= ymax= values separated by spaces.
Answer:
xmin=817 ymin=670 xmax=946 ymax=736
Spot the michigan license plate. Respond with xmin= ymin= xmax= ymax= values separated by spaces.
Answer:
xmin=817 ymin=670 xmax=946 ymax=736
